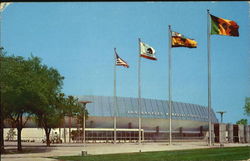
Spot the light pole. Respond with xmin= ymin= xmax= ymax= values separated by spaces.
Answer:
xmin=79 ymin=101 xmax=91 ymax=147
xmin=216 ymin=111 xmax=226 ymax=123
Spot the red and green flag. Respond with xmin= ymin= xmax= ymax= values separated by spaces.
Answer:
xmin=210 ymin=14 xmax=239 ymax=37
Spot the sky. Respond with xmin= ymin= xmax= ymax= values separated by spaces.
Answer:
xmin=2 ymin=2 xmax=249 ymax=124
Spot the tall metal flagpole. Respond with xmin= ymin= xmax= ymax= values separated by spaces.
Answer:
xmin=0 ymin=9 xmax=2 ymax=50
xmin=113 ymin=48 xmax=117 ymax=144
xmin=207 ymin=9 xmax=212 ymax=146
xmin=0 ymin=6 xmax=4 ymax=153
xmin=138 ymin=38 xmax=142 ymax=145
xmin=168 ymin=25 xmax=172 ymax=145
xmin=83 ymin=107 xmax=85 ymax=146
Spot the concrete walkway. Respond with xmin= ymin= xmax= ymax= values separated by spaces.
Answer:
xmin=1 ymin=142 xmax=250 ymax=161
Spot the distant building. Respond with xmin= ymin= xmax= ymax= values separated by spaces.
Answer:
xmin=4 ymin=95 xmax=219 ymax=142
xmin=73 ymin=95 xmax=218 ymax=141
xmin=77 ymin=95 xmax=218 ymax=131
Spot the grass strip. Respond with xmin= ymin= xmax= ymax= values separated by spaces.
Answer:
xmin=53 ymin=146 xmax=250 ymax=161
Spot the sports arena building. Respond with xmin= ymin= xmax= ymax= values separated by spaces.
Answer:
xmin=73 ymin=95 xmax=218 ymax=142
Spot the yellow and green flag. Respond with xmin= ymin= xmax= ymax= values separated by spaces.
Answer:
xmin=210 ymin=14 xmax=239 ymax=37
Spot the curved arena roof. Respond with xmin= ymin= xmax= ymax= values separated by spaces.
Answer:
xmin=78 ymin=95 xmax=218 ymax=123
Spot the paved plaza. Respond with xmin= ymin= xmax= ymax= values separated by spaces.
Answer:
xmin=1 ymin=142 xmax=250 ymax=161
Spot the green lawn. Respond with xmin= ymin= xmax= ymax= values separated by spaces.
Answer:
xmin=54 ymin=146 xmax=250 ymax=161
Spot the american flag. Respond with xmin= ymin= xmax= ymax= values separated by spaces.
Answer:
xmin=115 ymin=49 xmax=129 ymax=68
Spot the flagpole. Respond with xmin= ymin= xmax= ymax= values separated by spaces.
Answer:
xmin=168 ymin=25 xmax=172 ymax=145
xmin=138 ymin=38 xmax=142 ymax=145
xmin=207 ymin=9 xmax=212 ymax=147
xmin=0 ymin=8 xmax=4 ymax=153
xmin=83 ymin=106 xmax=86 ymax=146
xmin=113 ymin=48 xmax=117 ymax=144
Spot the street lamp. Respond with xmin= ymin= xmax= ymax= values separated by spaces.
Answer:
xmin=79 ymin=101 xmax=91 ymax=147
xmin=216 ymin=111 xmax=226 ymax=123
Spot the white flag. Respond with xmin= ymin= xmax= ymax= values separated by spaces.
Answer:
xmin=0 ymin=2 xmax=12 ymax=12
xmin=140 ymin=42 xmax=157 ymax=60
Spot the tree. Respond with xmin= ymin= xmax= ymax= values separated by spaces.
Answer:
xmin=1 ymin=54 xmax=64 ymax=150
xmin=0 ymin=53 xmax=88 ymax=149
xmin=67 ymin=101 xmax=89 ymax=143
xmin=1 ymin=55 xmax=39 ymax=151
xmin=31 ymin=66 xmax=64 ymax=147
xmin=6 ymin=128 xmax=16 ymax=141
xmin=64 ymin=96 xmax=82 ymax=143
xmin=76 ymin=102 xmax=89 ymax=128
xmin=0 ymin=52 xmax=5 ymax=152
xmin=76 ymin=102 xmax=89 ymax=143
xmin=236 ymin=119 xmax=248 ymax=125
xmin=243 ymin=97 xmax=250 ymax=116
xmin=35 ymin=94 xmax=85 ymax=146
xmin=35 ymin=103 xmax=64 ymax=147
xmin=41 ymin=93 xmax=66 ymax=147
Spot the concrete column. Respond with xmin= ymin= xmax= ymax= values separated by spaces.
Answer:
xmin=227 ymin=124 xmax=234 ymax=143
xmin=211 ymin=123 xmax=215 ymax=143
xmin=219 ymin=123 xmax=227 ymax=144
xmin=244 ymin=125 xmax=249 ymax=143
xmin=59 ymin=128 xmax=61 ymax=140
xmin=238 ymin=124 xmax=244 ymax=143
xmin=63 ymin=128 xmax=67 ymax=143
xmin=179 ymin=127 xmax=182 ymax=137
xmin=248 ymin=125 xmax=250 ymax=143
xmin=199 ymin=126 xmax=203 ymax=136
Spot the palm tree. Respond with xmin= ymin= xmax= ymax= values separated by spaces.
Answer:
xmin=77 ymin=101 xmax=90 ymax=143
xmin=65 ymin=96 xmax=81 ymax=143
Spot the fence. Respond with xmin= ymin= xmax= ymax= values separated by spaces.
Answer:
xmin=70 ymin=128 xmax=206 ymax=143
